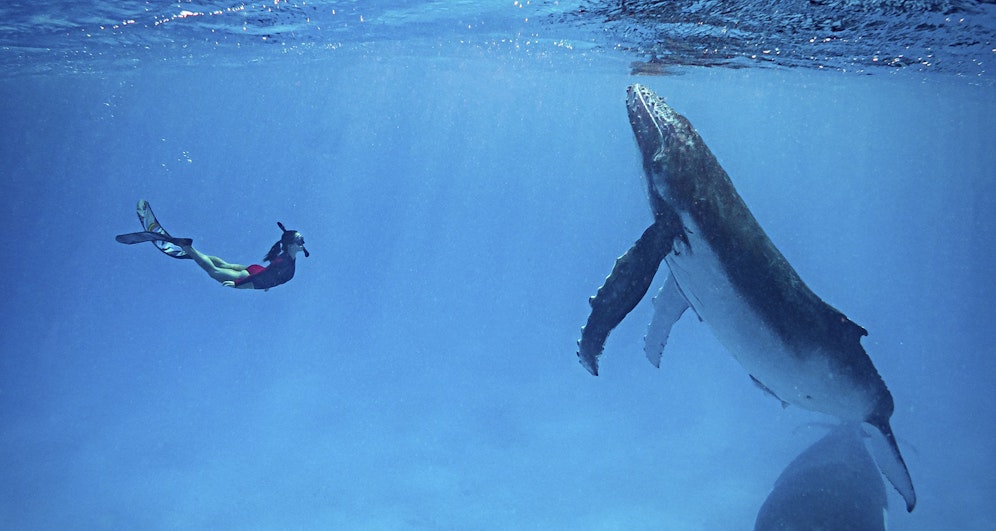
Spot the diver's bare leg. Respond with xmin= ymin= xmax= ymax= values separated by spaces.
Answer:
xmin=181 ymin=244 xmax=249 ymax=283
xmin=207 ymin=256 xmax=247 ymax=272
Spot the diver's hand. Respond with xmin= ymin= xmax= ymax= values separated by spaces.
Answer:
xmin=222 ymin=281 xmax=236 ymax=288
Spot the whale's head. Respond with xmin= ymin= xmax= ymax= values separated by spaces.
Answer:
xmin=626 ymin=84 xmax=701 ymax=216
xmin=627 ymin=84 xmax=674 ymax=161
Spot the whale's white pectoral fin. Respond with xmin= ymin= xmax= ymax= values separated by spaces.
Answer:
xmin=644 ymin=271 xmax=690 ymax=368
xmin=864 ymin=419 xmax=917 ymax=512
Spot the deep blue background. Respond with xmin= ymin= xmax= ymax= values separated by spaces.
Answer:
xmin=2 ymin=47 xmax=994 ymax=529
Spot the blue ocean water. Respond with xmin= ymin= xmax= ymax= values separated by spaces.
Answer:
xmin=2 ymin=2 xmax=995 ymax=530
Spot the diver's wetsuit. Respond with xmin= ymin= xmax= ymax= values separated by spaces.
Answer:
xmin=233 ymin=255 xmax=296 ymax=290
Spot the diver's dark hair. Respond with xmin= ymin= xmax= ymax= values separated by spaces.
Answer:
xmin=263 ymin=241 xmax=283 ymax=263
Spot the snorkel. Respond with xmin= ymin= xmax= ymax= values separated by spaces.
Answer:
xmin=277 ymin=221 xmax=309 ymax=258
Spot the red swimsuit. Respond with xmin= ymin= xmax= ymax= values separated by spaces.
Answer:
xmin=233 ymin=255 xmax=296 ymax=290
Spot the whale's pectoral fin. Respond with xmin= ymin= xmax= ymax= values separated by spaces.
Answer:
xmin=864 ymin=417 xmax=917 ymax=512
xmin=578 ymin=220 xmax=680 ymax=375
xmin=643 ymin=271 xmax=690 ymax=368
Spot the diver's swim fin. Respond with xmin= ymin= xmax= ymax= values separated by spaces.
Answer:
xmin=115 ymin=200 xmax=192 ymax=259
xmin=115 ymin=232 xmax=191 ymax=247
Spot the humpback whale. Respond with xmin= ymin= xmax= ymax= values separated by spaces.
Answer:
xmin=755 ymin=424 xmax=887 ymax=531
xmin=577 ymin=84 xmax=916 ymax=512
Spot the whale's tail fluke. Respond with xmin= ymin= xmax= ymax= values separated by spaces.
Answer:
xmin=865 ymin=416 xmax=917 ymax=512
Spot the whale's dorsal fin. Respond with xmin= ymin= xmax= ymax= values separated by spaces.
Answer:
xmin=750 ymin=375 xmax=791 ymax=408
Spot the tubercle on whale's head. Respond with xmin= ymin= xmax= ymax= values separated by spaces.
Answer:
xmin=626 ymin=84 xmax=681 ymax=203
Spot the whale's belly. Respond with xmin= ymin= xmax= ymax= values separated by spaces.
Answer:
xmin=665 ymin=214 xmax=876 ymax=420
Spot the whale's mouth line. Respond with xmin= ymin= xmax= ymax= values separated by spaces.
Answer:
xmin=626 ymin=83 xmax=673 ymax=157
xmin=626 ymin=84 xmax=675 ymax=204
